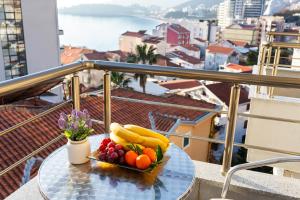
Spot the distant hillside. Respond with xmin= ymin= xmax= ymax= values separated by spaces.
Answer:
xmin=173 ymin=0 xmax=223 ymax=10
xmin=59 ymin=4 xmax=149 ymax=17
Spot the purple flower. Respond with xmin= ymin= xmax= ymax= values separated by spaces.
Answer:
xmin=60 ymin=112 xmax=68 ymax=121
xmin=58 ymin=117 xmax=67 ymax=130
xmin=86 ymin=119 xmax=92 ymax=128
xmin=71 ymin=120 xmax=79 ymax=131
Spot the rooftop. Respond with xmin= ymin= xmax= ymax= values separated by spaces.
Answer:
xmin=121 ymin=30 xmax=147 ymax=38
xmin=143 ymin=37 xmax=164 ymax=44
xmin=226 ymin=63 xmax=253 ymax=73
xmin=180 ymin=44 xmax=200 ymax=51
xmin=227 ymin=40 xmax=249 ymax=47
xmin=171 ymin=51 xmax=202 ymax=64
xmin=60 ymin=46 xmax=94 ymax=64
xmin=205 ymin=83 xmax=250 ymax=106
xmin=159 ymin=79 xmax=202 ymax=90
xmin=168 ymin=24 xmax=190 ymax=33
xmin=207 ymin=45 xmax=235 ymax=55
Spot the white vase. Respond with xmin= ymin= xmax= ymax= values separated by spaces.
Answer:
xmin=67 ymin=138 xmax=91 ymax=164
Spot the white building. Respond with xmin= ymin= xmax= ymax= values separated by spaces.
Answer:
xmin=168 ymin=44 xmax=201 ymax=59
xmin=166 ymin=51 xmax=203 ymax=69
xmin=258 ymin=16 xmax=285 ymax=44
xmin=205 ymin=45 xmax=239 ymax=70
xmin=0 ymin=0 xmax=60 ymax=81
xmin=218 ymin=0 xmax=244 ymax=30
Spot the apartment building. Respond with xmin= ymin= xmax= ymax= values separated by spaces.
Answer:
xmin=257 ymin=16 xmax=285 ymax=44
xmin=205 ymin=44 xmax=239 ymax=70
xmin=244 ymin=0 xmax=265 ymax=18
xmin=221 ymin=24 xmax=259 ymax=46
xmin=119 ymin=31 xmax=147 ymax=53
xmin=167 ymin=24 xmax=190 ymax=46
xmin=0 ymin=0 xmax=60 ymax=81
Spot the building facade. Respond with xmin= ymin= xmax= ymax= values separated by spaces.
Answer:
xmin=244 ymin=0 xmax=265 ymax=18
xmin=221 ymin=24 xmax=259 ymax=45
xmin=0 ymin=0 xmax=60 ymax=81
xmin=166 ymin=24 xmax=190 ymax=46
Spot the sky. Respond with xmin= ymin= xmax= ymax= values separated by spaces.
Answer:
xmin=57 ymin=0 xmax=188 ymax=8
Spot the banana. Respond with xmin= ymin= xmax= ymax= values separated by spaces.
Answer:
xmin=110 ymin=132 xmax=144 ymax=151
xmin=110 ymin=123 xmax=144 ymax=144
xmin=141 ymin=136 xmax=168 ymax=152
xmin=124 ymin=124 xmax=170 ymax=145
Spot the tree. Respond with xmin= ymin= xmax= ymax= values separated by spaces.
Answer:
xmin=111 ymin=72 xmax=130 ymax=88
xmin=246 ymin=51 xmax=258 ymax=66
xmin=127 ymin=44 xmax=158 ymax=93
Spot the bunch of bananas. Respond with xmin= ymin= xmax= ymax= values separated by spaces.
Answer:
xmin=110 ymin=123 xmax=170 ymax=152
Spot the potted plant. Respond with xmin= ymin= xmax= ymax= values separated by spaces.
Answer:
xmin=58 ymin=109 xmax=94 ymax=164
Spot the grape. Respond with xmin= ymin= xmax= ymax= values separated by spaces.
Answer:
xmin=119 ymin=156 xmax=125 ymax=164
xmin=107 ymin=142 xmax=115 ymax=148
xmin=99 ymin=152 xmax=106 ymax=161
xmin=115 ymin=144 xmax=123 ymax=150
xmin=117 ymin=149 xmax=124 ymax=157
xmin=108 ymin=147 xmax=115 ymax=154
xmin=101 ymin=138 xmax=111 ymax=146
xmin=110 ymin=152 xmax=118 ymax=159
xmin=99 ymin=144 xmax=106 ymax=152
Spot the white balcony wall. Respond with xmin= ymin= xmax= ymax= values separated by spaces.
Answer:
xmin=245 ymin=97 xmax=300 ymax=172
xmin=21 ymin=0 xmax=60 ymax=74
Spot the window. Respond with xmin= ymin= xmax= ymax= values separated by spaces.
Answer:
xmin=1 ymin=0 xmax=27 ymax=80
xmin=183 ymin=136 xmax=190 ymax=148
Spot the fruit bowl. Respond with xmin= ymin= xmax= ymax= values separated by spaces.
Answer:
xmin=88 ymin=123 xmax=169 ymax=173
xmin=88 ymin=149 xmax=162 ymax=173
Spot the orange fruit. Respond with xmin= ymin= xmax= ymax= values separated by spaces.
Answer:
xmin=136 ymin=154 xmax=151 ymax=170
xmin=125 ymin=150 xmax=138 ymax=167
xmin=143 ymin=148 xmax=157 ymax=162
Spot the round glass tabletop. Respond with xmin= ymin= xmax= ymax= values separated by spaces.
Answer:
xmin=38 ymin=134 xmax=195 ymax=200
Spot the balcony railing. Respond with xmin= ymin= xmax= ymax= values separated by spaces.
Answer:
xmin=1 ymin=32 xmax=300 ymax=196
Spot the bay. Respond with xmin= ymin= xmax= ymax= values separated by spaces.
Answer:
xmin=58 ymin=14 xmax=161 ymax=51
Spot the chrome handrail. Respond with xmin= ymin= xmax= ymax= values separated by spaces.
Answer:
xmin=221 ymin=156 xmax=300 ymax=199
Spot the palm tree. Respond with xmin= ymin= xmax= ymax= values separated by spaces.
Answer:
xmin=127 ymin=44 xmax=158 ymax=93
xmin=111 ymin=72 xmax=130 ymax=88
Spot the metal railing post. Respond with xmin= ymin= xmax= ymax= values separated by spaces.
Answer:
xmin=104 ymin=71 xmax=111 ymax=133
xmin=221 ymin=84 xmax=241 ymax=175
xmin=71 ymin=74 xmax=80 ymax=111
xmin=269 ymin=47 xmax=281 ymax=97
xmin=256 ymin=45 xmax=267 ymax=93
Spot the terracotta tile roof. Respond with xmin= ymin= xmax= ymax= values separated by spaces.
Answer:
xmin=172 ymin=51 xmax=202 ymax=65
xmin=226 ymin=63 xmax=252 ymax=73
xmin=227 ymin=40 xmax=248 ymax=47
xmin=159 ymin=80 xmax=201 ymax=90
xmin=60 ymin=46 xmax=94 ymax=64
xmin=168 ymin=24 xmax=190 ymax=33
xmin=155 ymin=55 xmax=181 ymax=68
xmin=121 ymin=31 xmax=146 ymax=38
xmin=83 ymin=51 xmax=108 ymax=60
xmin=143 ymin=37 xmax=164 ymax=44
xmin=207 ymin=45 xmax=235 ymax=55
xmin=107 ymin=50 xmax=130 ymax=62
xmin=180 ymin=44 xmax=200 ymax=51
xmin=0 ymin=88 xmax=216 ymax=199
xmin=205 ymin=83 xmax=249 ymax=106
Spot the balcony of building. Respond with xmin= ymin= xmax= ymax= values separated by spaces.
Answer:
xmin=0 ymin=32 xmax=300 ymax=200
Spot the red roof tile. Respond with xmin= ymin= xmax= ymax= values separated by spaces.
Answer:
xmin=205 ymin=83 xmax=249 ymax=106
xmin=155 ymin=55 xmax=181 ymax=68
xmin=121 ymin=31 xmax=146 ymax=38
xmin=172 ymin=51 xmax=202 ymax=65
xmin=226 ymin=63 xmax=252 ymax=73
xmin=0 ymin=88 xmax=216 ymax=199
xmin=168 ymin=24 xmax=190 ymax=33
xmin=207 ymin=45 xmax=235 ymax=55
xmin=180 ymin=44 xmax=200 ymax=51
xmin=194 ymin=38 xmax=207 ymax=42
xmin=159 ymin=80 xmax=201 ymax=90
xmin=143 ymin=37 xmax=164 ymax=44
xmin=227 ymin=40 xmax=248 ymax=47
xmin=60 ymin=46 xmax=94 ymax=65
xmin=84 ymin=51 xmax=108 ymax=60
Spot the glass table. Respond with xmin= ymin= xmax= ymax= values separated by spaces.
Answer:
xmin=38 ymin=134 xmax=196 ymax=200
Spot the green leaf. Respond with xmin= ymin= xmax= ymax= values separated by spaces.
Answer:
xmin=127 ymin=144 xmax=136 ymax=152
xmin=156 ymin=145 xmax=163 ymax=162
xmin=135 ymin=145 xmax=143 ymax=155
